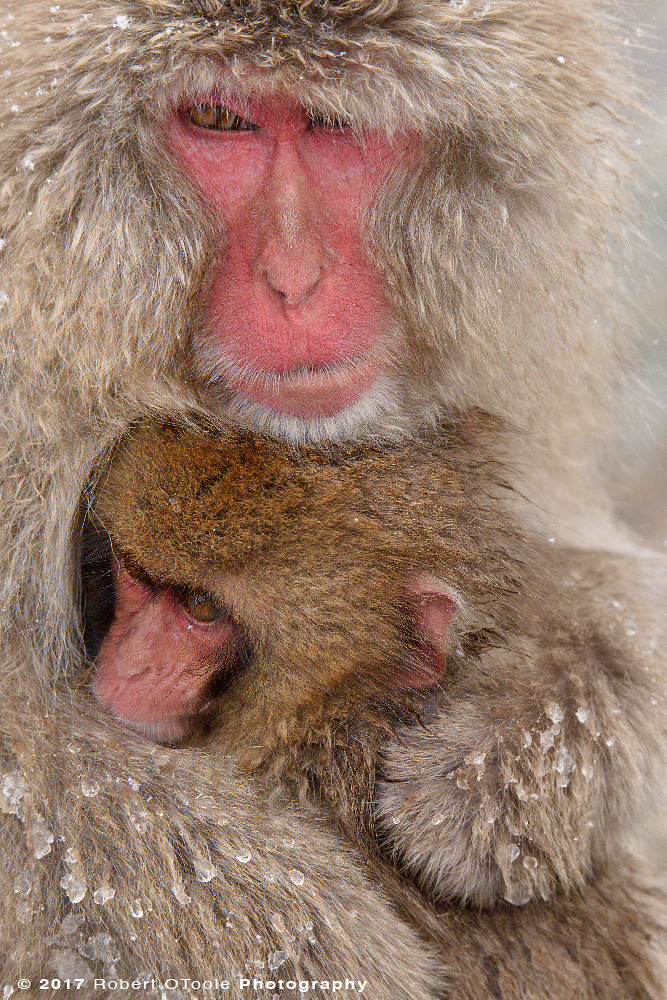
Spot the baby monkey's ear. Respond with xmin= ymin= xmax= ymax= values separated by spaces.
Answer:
xmin=396 ymin=576 xmax=461 ymax=690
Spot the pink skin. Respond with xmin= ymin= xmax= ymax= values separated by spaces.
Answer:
xmin=400 ymin=579 xmax=458 ymax=689
xmin=93 ymin=556 xmax=458 ymax=742
xmin=92 ymin=557 xmax=236 ymax=742
xmin=165 ymin=93 xmax=413 ymax=418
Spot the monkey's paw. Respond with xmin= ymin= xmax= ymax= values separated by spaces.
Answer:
xmin=375 ymin=691 xmax=603 ymax=908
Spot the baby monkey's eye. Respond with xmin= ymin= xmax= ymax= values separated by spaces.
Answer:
xmin=184 ymin=589 xmax=225 ymax=624
xmin=186 ymin=103 xmax=256 ymax=131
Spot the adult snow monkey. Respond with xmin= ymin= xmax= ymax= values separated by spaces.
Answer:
xmin=0 ymin=0 xmax=664 ymax=996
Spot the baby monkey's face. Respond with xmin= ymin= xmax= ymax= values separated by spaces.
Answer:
xmin=92 ymin=551 xmax=240 ymax=743
xmin=86 ymin=423 xmax=478 ymax=757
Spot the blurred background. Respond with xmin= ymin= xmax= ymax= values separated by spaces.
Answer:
xmin=621 ymin=1 xmax=667 ymax=542
xmin=626 ymin=0 xmax=666 ymax=890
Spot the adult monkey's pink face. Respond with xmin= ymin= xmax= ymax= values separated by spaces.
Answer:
xmin=166 ymin=92 xmax=412 ymax=424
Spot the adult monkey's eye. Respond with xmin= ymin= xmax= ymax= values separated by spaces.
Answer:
xmin=308 ymin=110 xmax=351 ymax=130
xmin=184 ymin=589 xmax=225 ymax=623
xmin=186 ymin=103 xmax=256 ymax=131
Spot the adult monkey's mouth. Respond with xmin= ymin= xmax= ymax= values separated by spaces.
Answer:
xmin=222 ymin=353 xmax=386 ymax=417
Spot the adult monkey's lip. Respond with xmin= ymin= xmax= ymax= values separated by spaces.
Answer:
xmin=226 ymin=352 xmax=385 ymax=417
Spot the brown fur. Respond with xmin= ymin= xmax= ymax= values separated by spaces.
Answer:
xmin=376 ymin=550 xmax=667 ymax=907
xmin=0 ymin=649 xmax=444 ymax=997
xmin=92 ymin=416 xmax=517 ymax=768
xmin=380 ymin=855 xmax=666 ymax=1000
xmin=86 ymin=417 xmax=667 ymax=995
xmin=0 ymin=0 xmax=645 ymax=667
xmin=1 ymin=641 xmax=663 ymax=999
xmin=0 ymin=0 xmax=663 ymax=995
